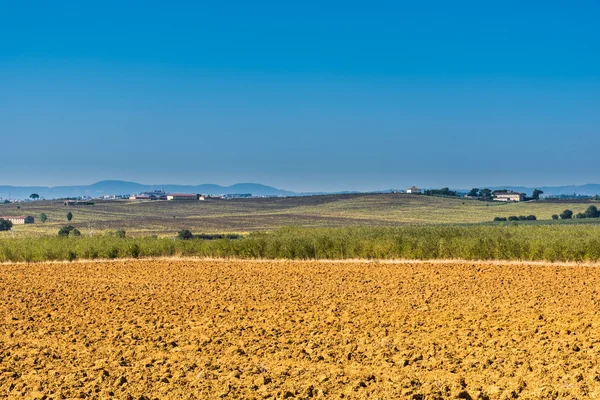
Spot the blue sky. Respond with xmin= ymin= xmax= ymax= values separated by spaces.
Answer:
xmin=1 ymin=1 xmax=599 ymax=192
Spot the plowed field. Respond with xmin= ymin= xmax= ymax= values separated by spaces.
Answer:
xmin=1 ymin=260 xmax=600 ymax=399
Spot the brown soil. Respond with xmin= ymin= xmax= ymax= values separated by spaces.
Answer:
xmin=1 ymin=260 xmax=600 ymax=399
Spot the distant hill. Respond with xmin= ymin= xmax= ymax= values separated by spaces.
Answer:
xmin=0 ymin=180 xmax=298 ymax=200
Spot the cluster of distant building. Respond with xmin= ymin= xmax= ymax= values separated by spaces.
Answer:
xmin=128 ymin=190 xmax=205 ymax=201
xmin=127 ymin=189 xmax=256 ymax=201
xmin=402 ymin=186 xmax=526 ymax=202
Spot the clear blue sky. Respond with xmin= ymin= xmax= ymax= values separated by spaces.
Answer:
xmin=1 ymin=1 xmax=599 ymax=192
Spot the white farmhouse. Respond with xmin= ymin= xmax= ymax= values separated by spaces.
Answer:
xmin=1 ymin=215 xmax=35 ymax=224
xmin=493 ymin=191 xmax=525 ymax=202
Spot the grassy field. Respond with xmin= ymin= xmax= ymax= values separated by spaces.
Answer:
xmin=1 ymin=193 xmax=598 ymax=237
xmin=2 ymin=259 xmax=599 ymax=398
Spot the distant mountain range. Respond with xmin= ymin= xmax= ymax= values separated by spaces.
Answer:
xmin=0 ymin=180 xmax=298 ymax=200
xmin=1 ymin=180 xmax=600 ymax=200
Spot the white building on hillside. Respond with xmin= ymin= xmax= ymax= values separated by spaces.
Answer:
xmin=167 ymin=193 xmax=200 ymax=201
xmin=1 ymin=215 xmax=34 ymax=224
xmin=493 ymin=191 xmax=525 ymax=202
xmin=406 ymin=186 xmax=421 ymax=194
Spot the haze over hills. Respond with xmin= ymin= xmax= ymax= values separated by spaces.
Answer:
xmin=1 ymin=180 xmax=600 ymax=200
xmin=0 ymin=181 xmax=298 ymax=200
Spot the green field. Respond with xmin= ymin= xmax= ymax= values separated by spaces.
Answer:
xmin=1 ymin=193 xmax=598 ymax=238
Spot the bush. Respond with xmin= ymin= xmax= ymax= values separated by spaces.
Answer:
xmin=129 ymin=243 xmax=140 ymax=258
xmin=585 ymin=205 xmax=600 ymax=219
xmin=58 ymin=225 xmax=75 ymax=237
xmin=0 ymin=218 xmax=13 ymax=231
xmin=508 ymin=216 xmax=519 ymax=221
xmin=560 ymin=209 xmax=573 ymax=220
xmin=576 ymin=212 xmax=587 ymax=219
xmin=493 ymin=217 xmax=507 ymax=222
xmin=40 ymin=213 xmax=48 ymax=223
xmin=106 ymin=247 xmax=119 ymax=259
xmin=552 ymin=214 xmax=559 ymax=220
xmin=518 ymin=216 xmax=528 ymax=221
xmin=178 ymin=229 xmax=193 ymax=240
xmin=115 ymin=229 xmax=126 ymax=239
xmin=58 ymin=225 xmax=81 ymax=237
xmin=67 ymin=212 xmax=73 ymax=221
xmin=526 ymin=215 xmax=537 ymax=221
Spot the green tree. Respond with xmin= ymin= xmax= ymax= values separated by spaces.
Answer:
xmin=551 ymin=214 xmax=559 ymax=220
xmin=58 ymin=225 xmax=75 ymax=237
xmin=468 ymin=188 xmax=479 ymax=197
xmin=58 ymin=225 xmax=80 ymax=237
xmin=532 ymin=189 xmax=543 ymax=200
xmin=0 ymin=218 xmax=13 ymax=231
xmin=480 ymin=188 xmax=492 ymax=199
xmin=560 ymin=209 xmax=573 ymax=220
xmin=178 ymin=229 xmax=193 ymax=240
xmin=40 ymin=213 xmax=48 ymax=223
xmin=584 ymin=205 xmax=600 ymax=218
xmin=30 ymin=193 xmax=40 ymax=200
xmin=67 ymin=212 xmax=73 ymax=221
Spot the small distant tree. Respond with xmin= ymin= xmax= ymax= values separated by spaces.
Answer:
xmin=532 ymin=189 xmax=543 ymax=200
xmin=576 ymin=212 xmax=587 ymax=219
xmin=0 ymin=218 xmax=13 ymax=231
xmin=560 ymin=209 xmax=573 ymax=220
xmin=58 ymin=225 xmax=77 ymax=237
xmin=468 ymin=188 xmax=480 ymax=197
xmin=493 ymin=216 xmax=507 ymax=222
xmin=67 ymin=212 xmax=73 ymax=221
xmin=480 ymin=188 xmax=492 ymax=199
xmin=508 ymin=216 xmax=519 ymax=221
xmin=30 ymin=193 xmax=40 ymax=200
xmin=518 ymin=215 xmax=528 ymax=221
xmin=584 ymin=205 xmax=600 ymax=219
xmin=526 ymin=215 xmax=537 ymax=221
xmin=177 ymin=229 xmax=193 ymax=240
xmin=551 ymin=214 xmax=559 ymax=220
xmin=40 ymin=213 xmax=48 ymax=223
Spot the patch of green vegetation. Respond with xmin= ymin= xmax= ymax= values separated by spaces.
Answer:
xmin=2 ymin=225 xmax=600 ymax=263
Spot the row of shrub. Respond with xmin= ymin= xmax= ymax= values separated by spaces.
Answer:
xmin=2 ymin=225 xmax=600 ymax=263
xmin=494 ymin=215 xmax=536 ymax=222
xmin=177 ymin=229 xmax=243 ymax=241
xmin=552 ymin=206 xmax=600 ymax=220
xmin=492 ymin=206 xmax=600 ymax=222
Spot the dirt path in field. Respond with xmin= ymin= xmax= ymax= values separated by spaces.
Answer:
xmin=1 ymin=259 xmax=600 ymax=399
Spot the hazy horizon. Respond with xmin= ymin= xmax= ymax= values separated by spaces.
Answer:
xmin=2 ymin=178 xmax=600 ymax=194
